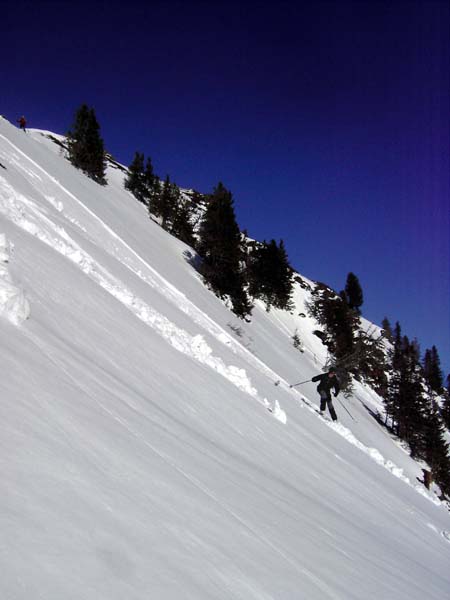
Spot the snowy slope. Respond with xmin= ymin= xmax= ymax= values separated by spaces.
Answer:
xmin=0 ymin=116 xmax=449 ymax=600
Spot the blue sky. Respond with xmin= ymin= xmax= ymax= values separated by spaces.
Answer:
xmin=2 ymin=0 xmax=449 ymax=375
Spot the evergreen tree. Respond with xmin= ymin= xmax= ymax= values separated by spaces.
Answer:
xmin=423 ymin=346 xmax=443 ymax=393
xmin=381 ymin=317 xmax=393 ymax=341
xmin=67 ymin=104 xmax=106 ymax=184
xmin=144 ymin=157 xmax=156 ymax=191
xmin=423 ymin=399 xmax=450 ymax=497
xmin=148 ymin=176 xmax=161 ymax=212
xmin=385 ymin=335 xmax=428 ymax=455
xmin=247 ymin=239 xmax=293 ymax=311
xmin=326 ymin=293 xmax=357 ymax=366
xmin=442 ymin=377 xmax=450 ymax=429
xmin=198 ymin=182 xmax=252 ymax=318
xmin=410 ymin=338 xmax=421 ymax=363
xmin=353 ymin=330 xmax=388 ymax=395
xmin=151 ymin=175 xmax=178 ymax=229
xmin=170 ymin=195 xmax=196 ymax=247
xmin=124 ymin=152 xmax=148 ymax=204
xmin=306 ymin=285 xmax=360 ymax=391
xmin=345 ymin=272 xmax=364 ymax=313
xmin=392 ymin=322 xmax=403 ymax=369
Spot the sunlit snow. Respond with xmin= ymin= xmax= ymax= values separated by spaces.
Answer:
xmin=0 ymin=116 xmax=449 ymax=600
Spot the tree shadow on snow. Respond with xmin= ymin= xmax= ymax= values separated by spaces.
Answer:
xmin=183 ymin=249 xmax=202 ymax=271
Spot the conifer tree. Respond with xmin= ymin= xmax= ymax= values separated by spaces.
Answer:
xmin=148 ymin=176 xmax=161 ymax=212
xmin=67 ymin=104 xmax=106 ymax=184
xmin=353 ymin=330 xmax=388 ymax=394
xmin=151 ymin=175 xmax=178 ymax=229
xmin=423 ymin=346 xmax=443 ymax=393
xmin=345 ymin=272 xmax=364 ymax=313
xmin=170 ymin=195 xmax=196 ymax=247
xmin=391 ymin=322 xmax=402 ymax=369
xmin=124 ymin=152 xmax=148 ymax=204
xmin=423 ymin=399 xmax=450 ymax=496
xmin=248 ymin=239 xmax=293 ymax=311
xmin=329 ymin=294 xmax=357 ymax=366
xmin=385 ymin=335 xmax=428 ymax=454
xmin=144 ymin=157 xmax=154 ymax=189
xmin=198 ymin=183 xmax=252 ymax=318
xmin=442 ymin=376 xmax=450 ymax=429
xmin=381 ymin=317 xmax=393 ymax=341
xmin=144 ymin=157 xmax=158 ymax=198
xmin=306 ymin=285 xmax=359 ymax=391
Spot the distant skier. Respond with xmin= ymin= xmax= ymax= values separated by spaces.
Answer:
xmin=312 ymin=369 xmax=340 ymax=421
xmin=17 ymin=116 xmax=27 ymax=132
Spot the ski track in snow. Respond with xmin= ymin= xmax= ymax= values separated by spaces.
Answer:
xmin=0 ymin=173 xmax=286 ymax=424
xmin=1 ymin=132 xmax=445 ymax=508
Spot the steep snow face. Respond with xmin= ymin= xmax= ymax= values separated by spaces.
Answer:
xmin=0 ymin=117 xmax=449 ymax=600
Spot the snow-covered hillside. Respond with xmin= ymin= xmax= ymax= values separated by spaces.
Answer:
xmin=1 ymin=116 xmax=449 ymax=600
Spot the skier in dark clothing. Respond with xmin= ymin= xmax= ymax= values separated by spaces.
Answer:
xmin=17 ymin=116 xmax=27 ymax=132
xmin=312 ymin=369 xmax=340 ymax=421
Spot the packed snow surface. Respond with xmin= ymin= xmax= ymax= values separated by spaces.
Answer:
xmin=0 ymin=117 xmax=449 ymax=599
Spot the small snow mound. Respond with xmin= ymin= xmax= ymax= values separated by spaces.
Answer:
xmin=0 ymin=234 xmax=30 ymax=325
xmin=442 ymin=530 xmax=450 ymax=543
xmin=266 ymin=398 xmax=287 ymax=424
xmin=0 ymin=232 xmax=9 ymax=262
xmin=45 ymin=195 xmax=64 ymax=211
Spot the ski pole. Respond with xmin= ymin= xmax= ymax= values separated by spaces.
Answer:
xmin=289 ymin=379 xmax=312 ymax=388
xmin=338 ymin=398 xmax=356 ymax=421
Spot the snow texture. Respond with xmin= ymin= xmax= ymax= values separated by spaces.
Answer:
xmin=0 ymin=232 xmax=30 ymax=324
xmin=0 ymin=116 xmax=449 ymax=600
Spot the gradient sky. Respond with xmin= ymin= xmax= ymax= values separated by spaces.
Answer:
xmin=2 ymin=0 xmax=449 ymax=376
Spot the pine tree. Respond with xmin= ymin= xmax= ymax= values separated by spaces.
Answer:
xmin=392 ymin=322 xmax=403 ymax=369
xmin=423 ymin=346 xmax=443 ymax=393
xmin=148 ymin=176 xmax=161 ymax=213
xmin=151 ymin=175 xmax=178 ymax=229
xmin=385 ymin=335 xmax=428 ymax=454
xmin=345 ymin=272 xmax=364 ymax=313
xmin=305 ymin=285 xmax=359 ymax=391
xmin=67 ymin=104 xmax=106 ymax=184
xmin=144 ymin=157 xmax=154 ymax=189
xmin=170 ymin=195 xmax=196 ymax=247
xmin=247 ymin=239 xmax=293 ymax=311
xmin=353 ymin=329 xmax=388 ymax=394
xmin=124 ymin=151 xmax=148 ymax=204
xmin=381 ymin=317 xmax=393 ymax=341
xmin=423 ymin=399 xmax=450 ymax=497
xmin=198 ymin=183 xmax=252 ymax=318
xmin=330 ymin=295 xmax=358 ymax=375
xmin=442 ymin=377 xmax=450 ymax=429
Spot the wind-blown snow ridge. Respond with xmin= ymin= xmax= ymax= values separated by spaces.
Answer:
xmin=0 ymin=174 xmax=286 ymax=423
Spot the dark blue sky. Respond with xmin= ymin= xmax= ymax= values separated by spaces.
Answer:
xmin=3 ymin=1 xmax=449 ymax=376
